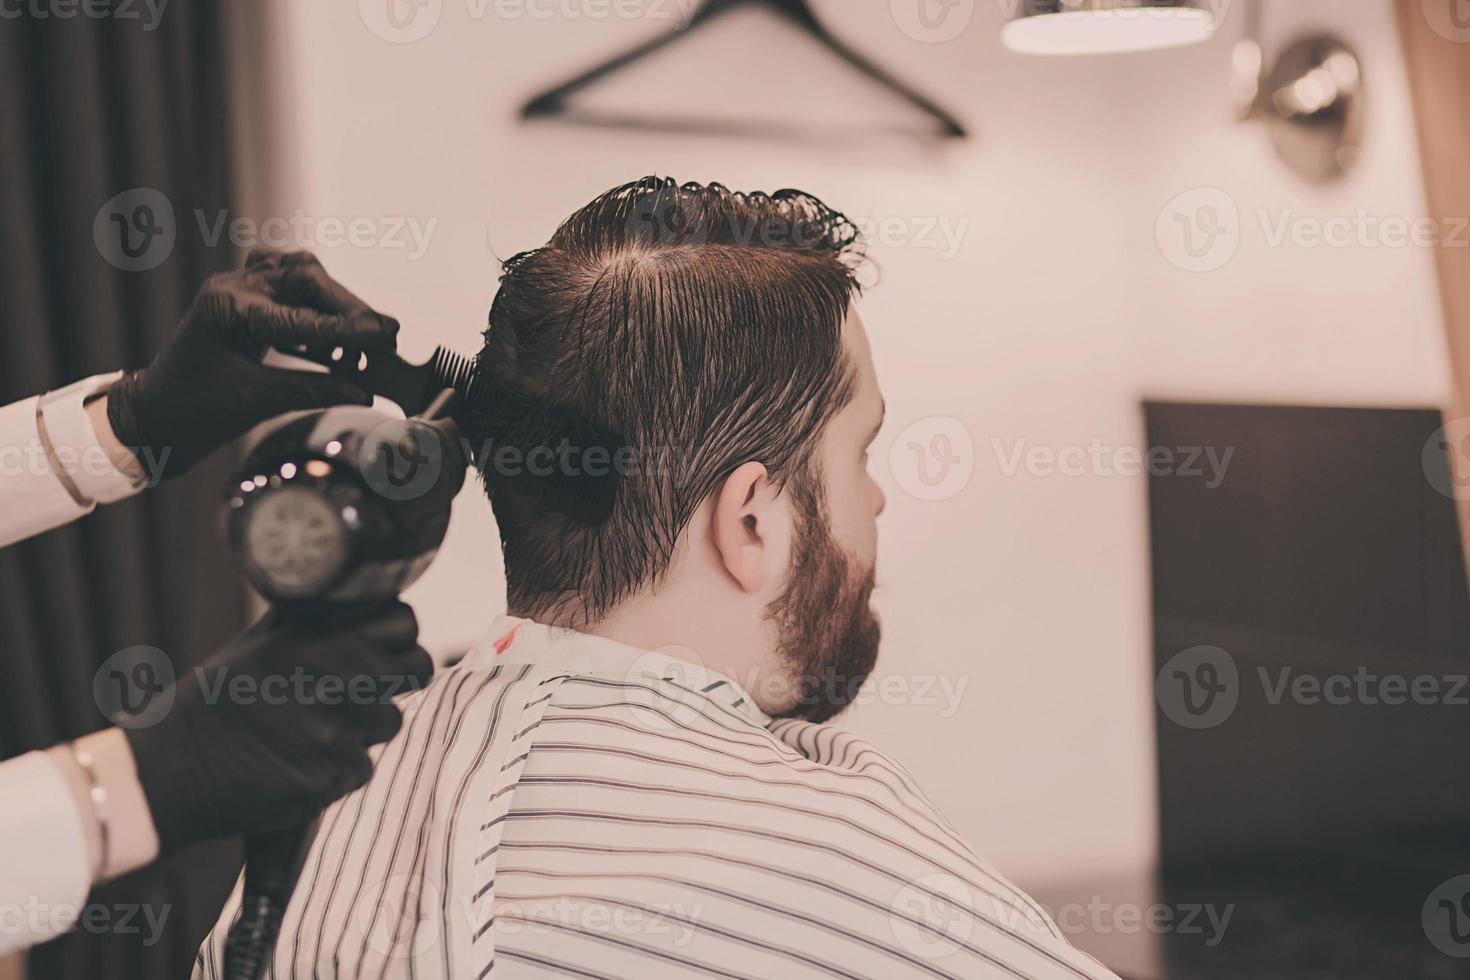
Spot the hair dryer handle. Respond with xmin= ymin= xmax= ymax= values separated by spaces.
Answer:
xmin=223 ymin=820 xmax=320 ymax=980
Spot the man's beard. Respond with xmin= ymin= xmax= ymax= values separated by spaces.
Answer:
xmin=765 ymin=468 xmax=880 ymax=724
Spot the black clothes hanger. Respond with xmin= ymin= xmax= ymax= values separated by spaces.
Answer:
xmin=521 ymin=0 xmax=967 ymax=139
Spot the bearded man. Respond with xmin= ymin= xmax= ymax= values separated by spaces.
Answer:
xmin=195 ymin=177 xmax=1116 ymax=980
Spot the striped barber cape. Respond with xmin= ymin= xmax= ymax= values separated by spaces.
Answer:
xmin=194 ymin=615 xmax=1117 ymax=980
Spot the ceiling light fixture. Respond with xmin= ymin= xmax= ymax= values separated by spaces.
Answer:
xmin=1001 ymin=0 xmax=1219 ymax=57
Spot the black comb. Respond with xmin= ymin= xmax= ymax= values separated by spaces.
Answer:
xmin=284 ymin=343 xmax=466 ymax=419
xmin=280 ymin=342 xmax=623 ymax=525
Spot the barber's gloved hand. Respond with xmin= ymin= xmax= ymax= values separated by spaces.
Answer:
xmin=106 ymin=248 xmax=400 ymax=479
xmin=124 ymin=601 xmax=431 ymax=853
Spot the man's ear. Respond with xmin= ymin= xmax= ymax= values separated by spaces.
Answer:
xmin=710 ymin=460 xmax=785 ymax=593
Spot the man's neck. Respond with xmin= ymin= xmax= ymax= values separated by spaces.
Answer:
xmin=516 ymin=593 xmax=788 ymax=713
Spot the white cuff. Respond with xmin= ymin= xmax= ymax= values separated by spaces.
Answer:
xmin=38 ymin=371 xmax=147 ymax=506
xmin=0 ymin=752 xmax=93 ymax=955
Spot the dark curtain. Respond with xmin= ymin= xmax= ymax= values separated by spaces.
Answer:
xmin=0 ymin=2 xmax=248 ymax=978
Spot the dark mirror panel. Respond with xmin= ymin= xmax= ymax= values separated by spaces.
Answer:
xmin=1146 ymin=402 xmax=1470 ymax=980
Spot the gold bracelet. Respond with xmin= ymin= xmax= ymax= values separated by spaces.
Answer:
xmin=70 ymin=742 xmax=111 ymax=881
xmin=35 ymin=397 xmax=90 ymax=508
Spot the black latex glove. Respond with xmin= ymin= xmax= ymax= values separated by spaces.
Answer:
xmin=107 ymin=249 xmax=400 ymax=479
xmin=124 ymin=601 xmax=432 ymax=853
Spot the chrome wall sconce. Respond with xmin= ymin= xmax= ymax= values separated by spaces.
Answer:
xmin=1003 ymin=0 xmax=1364 ymax=184
xmin=1232 ymin=2 xmax=1364 ymax=183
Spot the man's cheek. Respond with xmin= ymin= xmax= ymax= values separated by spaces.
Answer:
xmin=836 ymin=506 xmax=878 ymax=569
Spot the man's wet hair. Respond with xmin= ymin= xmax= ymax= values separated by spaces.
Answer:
xmin=475 ymin=176 xmax=865 ymax=625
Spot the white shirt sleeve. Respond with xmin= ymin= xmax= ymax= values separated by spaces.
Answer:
xmin=0 ymin=378 xmax=149 ymax=953
xmin=0 ymin=372 xmax=145 ymax=549
xmin=0 ymin=752 xmax=94 ymax=955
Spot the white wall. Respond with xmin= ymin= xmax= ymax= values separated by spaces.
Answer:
xmin=241 ymin=0 xmax=1449 ymax=889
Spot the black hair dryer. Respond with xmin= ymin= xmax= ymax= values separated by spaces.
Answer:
xmin=219 ymin=395 xmax=466 ymax=980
